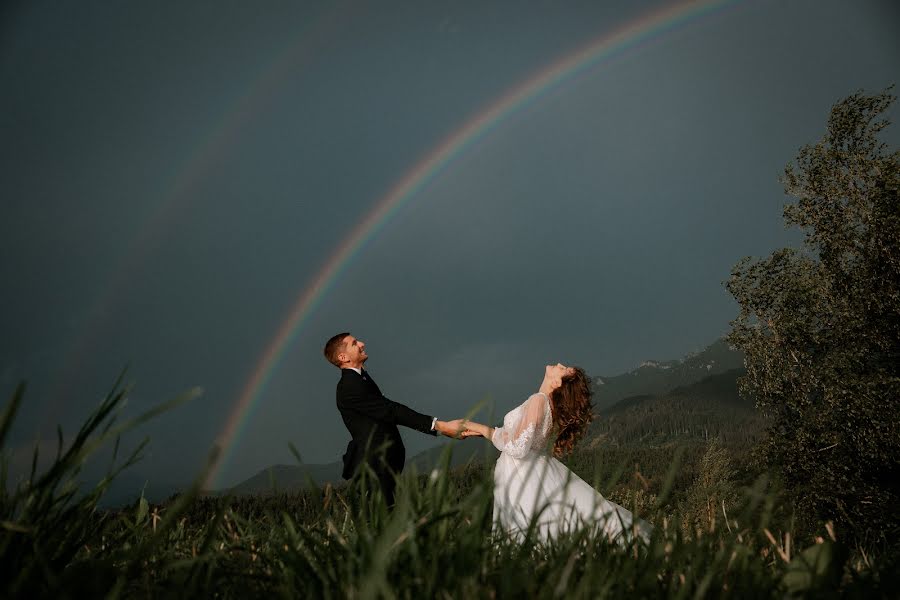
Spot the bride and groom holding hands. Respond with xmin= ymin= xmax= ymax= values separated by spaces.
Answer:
xmin=324 ymin=331 xmax=651 ymax=543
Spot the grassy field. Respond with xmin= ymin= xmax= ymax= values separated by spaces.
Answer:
xmin=2 ymin=380 xmax=896 ymax=598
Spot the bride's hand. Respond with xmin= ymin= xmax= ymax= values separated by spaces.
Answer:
xmin=460 ymin=420 xmax=486 ymax=438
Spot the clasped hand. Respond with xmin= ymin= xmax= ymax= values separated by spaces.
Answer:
xmin=434 ymin=419 xmax=487 ymax=439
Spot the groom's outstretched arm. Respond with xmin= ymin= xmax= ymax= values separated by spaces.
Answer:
xmin=338 ymin=378 xmax=435 ymax=435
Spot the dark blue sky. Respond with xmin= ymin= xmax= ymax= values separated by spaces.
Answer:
xmin=1 ymin=0 xmax=898 ymax=489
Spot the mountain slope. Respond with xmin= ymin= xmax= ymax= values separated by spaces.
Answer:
xmin=588 ymin=368 xmax=762 ymax=449
xmin=225 ymin=461 xmax=344 ymax=496
xmin=593 ymin=338 xmax=744 ymax=410
xmin=223 ymin=440 xmax=497 ymax=497
xmin=405 ymin=438 xmax=499 ymax=474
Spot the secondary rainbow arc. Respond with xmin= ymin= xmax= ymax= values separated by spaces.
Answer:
xmin=43 ymin=3 xmax=355 ymax=424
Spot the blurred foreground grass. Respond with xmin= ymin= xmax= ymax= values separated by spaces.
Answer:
xmin=1 ymin=379 xmax=896 ymax=598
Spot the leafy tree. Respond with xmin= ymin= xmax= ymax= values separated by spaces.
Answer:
xmin=726 ymin=88 xmax=900 ymax=543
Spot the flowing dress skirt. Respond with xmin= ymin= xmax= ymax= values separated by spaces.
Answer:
xmin=493 ymin=452 xmax=652 ymax=544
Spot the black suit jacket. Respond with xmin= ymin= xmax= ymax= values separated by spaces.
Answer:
xmin=336 ymin=368 xmax=435 ymax=480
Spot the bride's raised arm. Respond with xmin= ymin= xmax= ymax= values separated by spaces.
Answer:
xmin=463 ymin=393 xmax=548 ymax=459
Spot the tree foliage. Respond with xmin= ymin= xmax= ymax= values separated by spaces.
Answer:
xmin=726 ymin=88 xmax=900 ymax=543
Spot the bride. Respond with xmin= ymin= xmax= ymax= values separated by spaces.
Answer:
xmin=461 ymin=363 xmax=652 ymax=544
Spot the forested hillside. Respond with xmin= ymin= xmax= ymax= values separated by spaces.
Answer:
xmin=590 ymin=368 xmax=761 ymax=448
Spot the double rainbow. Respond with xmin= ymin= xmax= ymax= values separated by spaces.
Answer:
xmin=208 ymin=0 xmax=741 ymax=488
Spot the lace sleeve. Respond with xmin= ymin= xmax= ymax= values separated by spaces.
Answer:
xmin=491 ymin=393 xmax=550 ymax=459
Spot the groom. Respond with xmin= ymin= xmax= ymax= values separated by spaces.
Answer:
xmin=324 ymin=332 xmax=463 ymax=507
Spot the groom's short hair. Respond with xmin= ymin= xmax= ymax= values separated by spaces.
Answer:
xmin=324 ymin=332 xmax=350 ymax=367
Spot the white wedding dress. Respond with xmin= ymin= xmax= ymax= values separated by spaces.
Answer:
xmin=490 ymin=392 xmax=652 ymax=544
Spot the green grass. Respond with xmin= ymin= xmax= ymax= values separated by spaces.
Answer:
xmin=2 ymin=379 xmax=896 ymax=598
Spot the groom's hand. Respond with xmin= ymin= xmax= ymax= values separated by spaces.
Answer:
xmin=435 ymin=419 xmax=466 ymax=438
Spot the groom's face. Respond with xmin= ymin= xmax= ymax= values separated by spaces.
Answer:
xmin=340 ymin=335 xmax=368 ymax=368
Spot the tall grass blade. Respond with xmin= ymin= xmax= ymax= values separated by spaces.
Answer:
xmin=0 ymin=383 xmax=25 ymax=450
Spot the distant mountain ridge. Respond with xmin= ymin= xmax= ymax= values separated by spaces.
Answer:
xmin=99 ymin=476 xmax=185 ymax=508
xmin=223 ymin=440 xmax=499 ymax=497
xmin=593 ymin=338 xmax=744 ymax=410
xmin=224 ymin=462 xmax=344 ymax=496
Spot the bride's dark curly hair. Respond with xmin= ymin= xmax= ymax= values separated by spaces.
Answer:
xmin=549 ymin=367 xmax=594 ymax=458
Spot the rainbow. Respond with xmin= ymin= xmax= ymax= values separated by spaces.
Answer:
xmin=208 ymin=0 xmax=742 ymax=488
